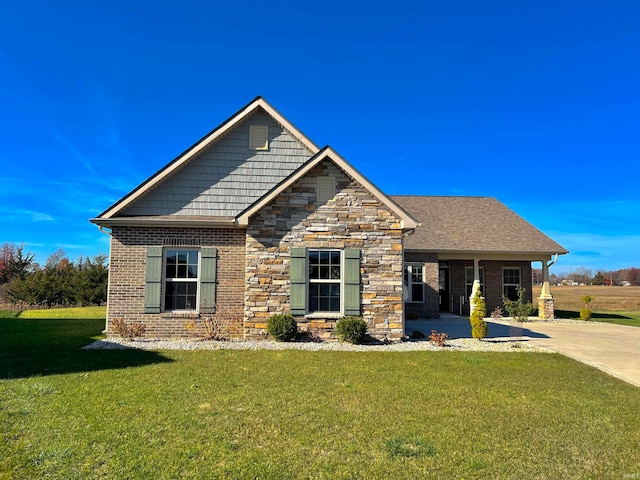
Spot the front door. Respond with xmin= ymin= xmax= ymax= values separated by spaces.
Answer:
xmin=439 ymin=267 xmax=449 ymax=311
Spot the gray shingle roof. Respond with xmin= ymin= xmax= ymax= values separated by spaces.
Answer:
xmin=391 ymin=196 xmax=568 ymax=255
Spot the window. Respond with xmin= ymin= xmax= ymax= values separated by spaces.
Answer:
xmin=503 ymin=268 xmax=521 ymax=301
xmin=249 ymin=125 xmax=269 ymax=150
xmin=290 ymin=247 xmax=360 ymax=316
xmin=308 ymin=250 xmax=341 ymax=312
xmin=164 ymin=249 xmax=199 ymax=310
xmin=144 ymin=247 xmax=217 ymax=314
xmin=404 ymin=264 xmax=424 ymax=302
xmin=465 ymin=266 xmax=485 ymax=298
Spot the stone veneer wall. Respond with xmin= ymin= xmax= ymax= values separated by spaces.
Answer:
xmin=107 ymin=226 xmax=245 ymax=338
xmin=448 ymin=260 xmax=532 ymax=317
xmin=403 ymin=251 xmax=439 ymax=319
xmin=245 ymin=160 xmax=405 ymax=340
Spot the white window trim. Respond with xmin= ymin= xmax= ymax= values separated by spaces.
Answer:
xmin=307 ymin=249 xmax=343 ymax=315
xmin=162 ymin=248 xmax=201 ymax=312
xmin=502 ymin=267 xmax=522 ymax=298
xmin=404 ymin=263 xmax=425 ymax=303
xmin=249 ymin=125 xmax=269 ymax=150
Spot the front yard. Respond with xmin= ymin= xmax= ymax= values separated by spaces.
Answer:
xmin=1 ymin=310 xmax=639 ymax=479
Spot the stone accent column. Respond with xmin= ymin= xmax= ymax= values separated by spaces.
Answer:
xmin=537 ymin=260 xmax=555 ymax=319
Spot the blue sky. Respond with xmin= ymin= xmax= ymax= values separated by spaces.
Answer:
xmin=1 ymin=1 xmax=638 ymax=274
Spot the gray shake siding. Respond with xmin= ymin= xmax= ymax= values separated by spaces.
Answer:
xmin=122 ymin=110 xmax=314 ymax=217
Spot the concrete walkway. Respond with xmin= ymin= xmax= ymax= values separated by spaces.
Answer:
xmin=406 ymin=315 xmax=640 ymax=387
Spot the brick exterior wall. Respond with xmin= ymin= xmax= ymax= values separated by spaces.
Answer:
xmin=106 ymin=226 xmax=245 ymax=338
xmin=447 ymin=260 xmax=532 ymax=317
xmin=245 ymin=160 xmax=405 ymax=340
xmin=403 ymin=251 xmax=439 ymax=319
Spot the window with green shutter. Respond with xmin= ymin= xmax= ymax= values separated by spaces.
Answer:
xmin=289 ymin=247 xmax=360 ymax=316
xmin=143 ymin=247 xmax=217 ymax=313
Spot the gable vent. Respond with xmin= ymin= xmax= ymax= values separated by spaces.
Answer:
xmin=249 ymin=125 xmax=269 ymax=150
xmin=317 ymin=176 xmax=336 ymax=203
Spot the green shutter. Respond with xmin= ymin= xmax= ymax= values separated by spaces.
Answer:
xmin=200 ymin=248 xmax=217 ymax=313
xmin=290 ymin=247 xmax=307 ymax=315
xmin=144 ymin=247 xmax=163 ymax=313
xmin=343 ymin=248 xmax=361 ymax=316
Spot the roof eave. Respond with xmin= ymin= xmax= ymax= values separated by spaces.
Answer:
xmin=90 ymin=217 xmax=241 ymax=228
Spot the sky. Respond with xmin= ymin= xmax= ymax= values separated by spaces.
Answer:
xmin=0 ymin=1 xmax=638 ymax=275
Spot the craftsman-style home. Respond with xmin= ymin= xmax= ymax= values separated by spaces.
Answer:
xmin=91 ymin=97 xmax=567 ymax=340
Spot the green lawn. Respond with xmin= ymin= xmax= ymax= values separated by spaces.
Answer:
xmin=1 ymin=311 xmax=639 ymax=479
xmin=555 ymin=309 xmax=640 ymax=327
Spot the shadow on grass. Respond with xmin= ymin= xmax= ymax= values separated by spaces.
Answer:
xmin=0 ymin=317 xmax=173 ymax=379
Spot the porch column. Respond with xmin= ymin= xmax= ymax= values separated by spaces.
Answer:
xmin=538 ymin=258 xmax=555 ymax=319
xmin=469 ymin=258 xmax=481 ymax=315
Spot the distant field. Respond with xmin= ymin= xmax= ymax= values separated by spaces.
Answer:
xmin=533 ymin=285 xmax=640 ymax=312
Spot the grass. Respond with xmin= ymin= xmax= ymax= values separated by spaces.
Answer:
xmin=1 ymin=309 xmax=639 ymax=479
xmin=533 ymin=285 xmax=640 ymax=311
xmin=533 ymin=285 xmax=640 ymax=327
xmin=16 ymin=305 xmax=107 ymax=319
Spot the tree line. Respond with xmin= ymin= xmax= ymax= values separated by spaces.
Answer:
xmin=0 ymin=243 xmax=108 ymax=307
xmin=533 ymin=266 xmax=640 ymax=286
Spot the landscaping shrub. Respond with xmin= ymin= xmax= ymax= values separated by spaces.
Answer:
xmin=185 ymin=304 xmax=235 ymax=340
xmin=266 ymin=313 xmax=297 ymax=342
xmin=580 ymin=295 xmax=593 ymax=321
xmin=429 ymin=330 xmax=448 ymax=347
xmin=410 ymin=330 xmax=425 ymax=339
xmin=503 ymin=287 xmax=535 ymax=322
xmin=335 ymin=316 xmax=367 ymax=344
xmin=111 ymin=318 xmax=146 ymax=340
xmin=490 ymin=307 xmax=503 ymax=319
xmin=580 ymin=307 xmax=592 ymax=321
xmin=469 ymin=290 xmax=488 ymax=339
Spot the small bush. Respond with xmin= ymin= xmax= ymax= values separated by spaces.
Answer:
xmin=429 ymin=330 xmax=448 ymax=347
xmin=580 ymin=308 xmax=592 ymax=321
xmin=185 ymin=304 xmax=235 ymax=340
xmin=266 ymin=313 xmax=297 ymax=342
xmin=490 ymin=307 xmax=503 ymax=319
xmin=470 ymin=290 xmax=488 ymax=339
xmin=503 ymin=287 xmax=535 ymax=322
xmin=472 ymin=321 xmax=488 ymax=339
xmin=336 ymin=316 xmax=367 ymax=344
xmin=410 ymin=330 xmax=426 ymax=339
xmin=111 ymin=318 xmax=146 ymax=340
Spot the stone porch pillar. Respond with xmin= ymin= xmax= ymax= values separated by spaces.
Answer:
xmin=469 ymin=258 xmax=481 ymax=315
xmin=538 ymin=258 xmax=555 ymax=319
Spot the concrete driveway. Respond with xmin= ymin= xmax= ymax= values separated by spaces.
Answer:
xmin=406 ymin=315 xmax=640 ymax=387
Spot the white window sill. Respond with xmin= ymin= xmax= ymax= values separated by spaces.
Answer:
xmin=160 ymin=311 xmax=200 ymax=318
xmin=304 ymin=312 xmax=343 ymax=319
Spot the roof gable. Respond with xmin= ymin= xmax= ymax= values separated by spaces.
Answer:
xmin=237 ymin=147 xmax=419 ymax=230
xmin=98 ymin=97 xmax=320 ymax=220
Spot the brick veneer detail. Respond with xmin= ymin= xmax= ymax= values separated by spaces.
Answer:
xmin=106 ymin=227 xmax=245 ymax=338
